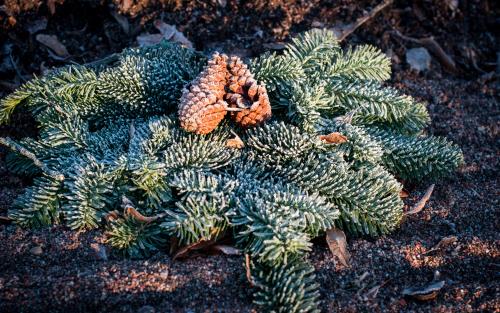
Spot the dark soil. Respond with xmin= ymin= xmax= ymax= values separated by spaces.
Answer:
xmin=0 ymin=1 xmax=499 ymax=312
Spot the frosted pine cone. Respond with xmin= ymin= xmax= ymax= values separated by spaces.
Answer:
xmin=178 ymin=53 xmax=229 ymax=134
xmin=225 ymin=56 xmax=271 ymax=128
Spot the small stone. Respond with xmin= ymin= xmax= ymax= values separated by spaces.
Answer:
xmin=30 ymin=245 xmax=43 ymax=256
xmin=406 ymin=47 xmax=432 ymax=72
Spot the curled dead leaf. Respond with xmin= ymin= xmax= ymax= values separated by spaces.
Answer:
xmin=320 ymin=132 xmax=348 ymax=144
xmin=36 ymin=34 xmax=69 ymax=57
xmin=405 ymin=184 xmax=435 ymax=215
xmin=402 ymin=280 xmax=445 ymax=301
xmin=122 ymin=196 xmax=162 ymax=223
xmin=154 ymin=20 xmax=193 ymax=49
xmin=326 ymin=228 xmax=350 ymax=267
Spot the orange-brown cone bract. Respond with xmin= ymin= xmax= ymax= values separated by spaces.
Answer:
xmin=225 ymin=56 xmax=272 ymax=128
xmin=178 ymin=53 xmax=271 ymax=134
xmin=178 ymin=53 xmax=229 ymax=134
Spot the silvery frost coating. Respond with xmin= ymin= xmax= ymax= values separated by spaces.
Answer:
xmin=0 ymin=30 xmax=463 ymax=313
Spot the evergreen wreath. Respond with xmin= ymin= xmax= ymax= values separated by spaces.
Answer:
xmin=0 ymin=29 xmax=463 ymax=312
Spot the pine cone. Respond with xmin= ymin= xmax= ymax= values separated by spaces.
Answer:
xmin=178 ymin=53 xmax=229 ymax=134
xmin=226 ymin=56 xmax=272 ymax=127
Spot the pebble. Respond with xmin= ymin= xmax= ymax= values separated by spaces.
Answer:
xmin=30 ymin=245 xmax=43 ymax=256
xmin=137 ymin=305 xmax=155 ymax=313
xmin=406 ymin=47 xmax=432 ymax=72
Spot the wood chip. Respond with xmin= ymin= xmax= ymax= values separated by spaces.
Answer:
xmin=36 ymin=34 xmax=69 ymax=57
xmin=245 ymin=253 xmax=254 ymax=287
xmin=320 ymin=132 xmax=348 ymax=144
xmin=30 ymin=245 xmax=43 ymax=256
xmin=405 ymin=184 xmax=435 ymax=215
xmin=326 ymin=228 xmax=350 ymax=267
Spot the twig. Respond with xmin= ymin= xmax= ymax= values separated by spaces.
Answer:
xmin=391 ymin=30 xmax=457 ymax=73
xmin=405 ymin=184 xmax=435 ymax=215
xmin=245 ymin=253 xmax=255 ymax=287
xmin=0 ymin=137 xmax=64 ymax=181
xmin=336 ymin=0 xmax=393 ymax=42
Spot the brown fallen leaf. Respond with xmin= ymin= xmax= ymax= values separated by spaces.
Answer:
xmin=122 ymin=196 xmax=162 ymax=223
xmin=405 ymin=184 xmax=435 ymax=215
xmin=320 ymin=132 xmax=348 ymax=144
xmin=36 ymin=34 xmax=69 ymax=57
xmin=423 ymin=236 xmax=458 ymax=255
xmin=211 ymin=245 xmax=242 ymax=256
xmin=399 ymin=189 xmax=410 ymax=198
xmin=402 ymin=280 xmax=445 ymax=301
xmin=136 ymin=33 xmax=164 ymax=47
xmin=154 ymin=20 xmax=193 ymax=49
xmin=172 ymin=238 xmax=217 ymax=260
xmin=90 ymin=243 xmax=108 ymax=261
xmin=326 ymin=228 xmax=350 ymax=267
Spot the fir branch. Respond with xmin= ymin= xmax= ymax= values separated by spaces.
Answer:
xmin=367 ymin=126 xmax=464 ymax=181
xmin=252 ymin=259 xmax=321 ymax=313
xmin=0 ymin=137 xmax=64 ymax=181
xmin=327 ymin=45 xmax=391 ymax=81
xmin=9 ymin=176 xmax=62 ymax=228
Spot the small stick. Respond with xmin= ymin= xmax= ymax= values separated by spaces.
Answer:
xmin=391 ymin=30 xmax=457 ymax=73
xmin=0 ymin=137 xmax=64 ymax=181
xmin=336 ymin=0 xmax=393 ymax=42
xmin=405 ymin=184 xmax=435 ymax=215
xmin=245 ymin=254 xmax=255 ymax=287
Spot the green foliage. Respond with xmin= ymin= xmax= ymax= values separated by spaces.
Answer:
xmin=10 ymin=176 xmax=62 ymax=228
xmin=252 ymin=259 xmax=321 ymax=313
xmin=0 ymin=30 xmax=464 ymax=313
xmin=105 ymin=216 xmax=165 ymax=258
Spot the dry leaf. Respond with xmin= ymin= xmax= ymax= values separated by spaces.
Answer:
xmin=172 ymin=239 xmax=216 ymax=260
xmin=36 ymin=34 xmax=69 ymax=57
xmin=154 ymin=20 xmax=193 ymax=49
xmin=403 ymin=280 xmax=445 ymax=301
xmin=111 ymin=11 xmax=130 ymax=34
xmin=104 ymin=210 xmax=120 ymax=223
xmin=211 ymin=245 xmax=242 ymax=255
xmin=136 ymin=33 xmax=164 ymax=47
xmin=26 ymin=18 xmax=48 ymax=34
xmin=123 ymin=205 xmax=159 ymax=223
xmin=320 ymin=132 xmax=348 ymax=144
xmin=226 ymin=136 xmax=245 ymax=149
xmin=399 ymin=189 xmax=409 ymax=198
xmin=424 ymin=235 xmax=458 ymax=254
xmin=90 ymin=243 xmax=108 ymax=261
xmin=326 ymin=228 xmax=350 ymax=267
xmin=405 ymin=184 xmax=435 ymax=215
